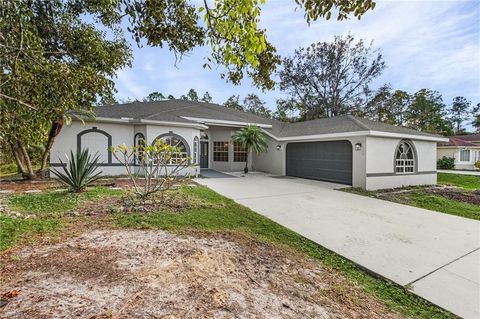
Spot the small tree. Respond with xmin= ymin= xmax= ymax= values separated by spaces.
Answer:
xmin=111 ymin=139 xmax=191 ymax=204
xmin=231 ymin=125 xmax=268 ymax=173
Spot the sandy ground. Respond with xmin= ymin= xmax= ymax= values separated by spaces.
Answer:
xmin=0 ymin=230 xmax=403 ymax=319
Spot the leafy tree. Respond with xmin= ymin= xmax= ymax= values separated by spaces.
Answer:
xmin=472 ymin=103 xmax=480 ymax=133
xmin=364 ymin=84 xmax=410 ymax=125
xmin=201 ymin=92 xmax=213 ymax=103
xmin=223 ymin=95 xmax=244 ymax=111
xmin=449 ymin=96 xmax=472 ymax=134
xmin=180 ymin=88 xmax=200 ymax=101
xmin=144 ymin=92 xmax=167 ymax=102
xmin=97 ymin=95 xmax=119 ymax=106
xmin=1 ymin=1 xmax=131 ymax=178
xmin=231 ymin=125 xmax=268 ymax=173
xmin=278 ymin=34 xmax=386 ymax=120
xmin=406 ymin=89 xmax=452 ymax=135
xmin=243 ymin=94 xmax=272 ymax=118
xmin=274 ymin=98 xmax=300 ymax=122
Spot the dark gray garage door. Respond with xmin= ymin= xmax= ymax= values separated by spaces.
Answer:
xmin=286 ymin=141 xmax=352 ymax=185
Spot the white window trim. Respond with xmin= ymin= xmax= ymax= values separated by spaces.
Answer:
xmin=395 ymin=141 xmax=416 ymax=175
xmin=459 ymin=149 xmax=471 ymax=163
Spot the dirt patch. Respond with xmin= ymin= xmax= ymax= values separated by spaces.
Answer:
xmin=0 ymin=230 xmax=402 ymax=319
xmin=425 ymin=187 xmax=480 ymax=205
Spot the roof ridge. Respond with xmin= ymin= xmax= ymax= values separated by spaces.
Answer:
xmin=346 ymin=115 xmax=371 ymax=130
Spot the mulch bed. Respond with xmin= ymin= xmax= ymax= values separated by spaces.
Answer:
xmin=425 ymin=187 xmax=480 ymax=205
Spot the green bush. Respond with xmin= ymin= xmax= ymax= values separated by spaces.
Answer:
xmin=51 ymin=149 xmax=102 ymax=192
xmin=437 ymin=156 xmax=455 ymax=170
xmin=475 ymin=160 xmax=480 ymax=169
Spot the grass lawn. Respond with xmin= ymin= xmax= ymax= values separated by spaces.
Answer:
xmin=438 ymin=172 xmax=480 ymax=190
xmin=1 ymin=185 xmax=454 ymax=318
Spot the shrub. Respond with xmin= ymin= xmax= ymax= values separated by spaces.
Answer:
xmin=475 ymin=160 xmax=480 ymax=169
xmin=111 ymin=139 xmax=191 ymax=204
xmin=437 ymin=156 xmax=455 ymax=170
xmin=51 ymin=149 xmax=102 ymax=192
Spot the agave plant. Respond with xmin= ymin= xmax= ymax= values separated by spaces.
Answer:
xmin=51 ymin=149 xmax=102 ymax=192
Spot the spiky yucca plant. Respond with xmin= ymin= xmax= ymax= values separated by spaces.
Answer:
xmin=51 ymin=149 xmax=102 ymax=192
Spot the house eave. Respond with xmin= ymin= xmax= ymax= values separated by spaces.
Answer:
xmin=80 ymin=116 xmax=208 ymax=129
xmin=262 ymin=129 xmax=449 ymax=142
xmin=180 ymin=116 xmax=273 ymax=129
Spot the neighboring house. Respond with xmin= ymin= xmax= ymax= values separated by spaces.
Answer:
xmin=437 ymin=134 xmax=480 ymax=170
xmin=50 ymin=100 xmax=447 ymax=190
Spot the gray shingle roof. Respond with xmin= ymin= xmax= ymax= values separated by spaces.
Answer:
xmin=95 ymin=100 xmax=441 ymax=139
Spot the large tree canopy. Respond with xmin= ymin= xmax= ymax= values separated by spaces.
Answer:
xmin=278 ymin=34 xmax=385 ymax=120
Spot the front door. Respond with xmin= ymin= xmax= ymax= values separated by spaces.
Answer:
xmin=200 ymin=141 xmax=209 ymax=168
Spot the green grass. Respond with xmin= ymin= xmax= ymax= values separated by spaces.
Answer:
xmin=8 ymin=186 xmax=122 ymax=215
xmin=0 ymin=214 xmax=61 ymax=251
xmin=438 ymin=172 xmax=480 ymax=190
xmin=409 ymin=192 xmax=480 ymax=220
xmin=115 ymin=186 xmax=453 ymax=319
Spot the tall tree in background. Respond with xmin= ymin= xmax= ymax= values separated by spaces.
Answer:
xmin=406 ymin=89 xmax=452 ymax=135
xmin=243 ymin=94 xmax=272 ymax=118
xmin=363 ymin=84 xmax=410 ymax=125
xmin=180 ymin=89 xmax=200 ymax=101
xmin=274 ymin=98 xmax=300 ymax=122
xmin=449 ymin=96 xmax=472 ymax=134
xmin=472 ymin=103 xmax=480 ymax=133
xmin=201 ymin=92 xmax=213 ymax=103
xmin=144 ymin=92 xmax=167 ymax=102
xmin=223 ymin=95 xmax=244 ymax=111
xmin=278 ymin=34 xmax=386 ymax=120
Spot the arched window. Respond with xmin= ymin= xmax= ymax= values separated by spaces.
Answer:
xmin=193 ymin=136 xmax=199 ymax=164
xmin=395 ymin=140 xmax=416 ymax=174
xmin=153 ymin=133 xmax=190 ymax=165
xmin=134 ymin=133 xmax=146 ymax=165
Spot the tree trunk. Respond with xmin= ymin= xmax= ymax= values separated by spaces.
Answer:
xmin=17 ymin=140 xmax=35 ymax=179
xmin=38 ymin=121 xmax=64 ymax=176
xmin=9 ymin=142 xmax=27 ymax=175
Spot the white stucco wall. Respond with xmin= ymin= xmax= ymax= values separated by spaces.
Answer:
xmin=50 ymin=121 xmax=199 ymax=177
xmin=365 ymin=137 xmax=438 ymax=190
xmin=253 ymin=134 xmax=367 ymax=189
xmin=206 ymin=126 xmax=253 ymax=172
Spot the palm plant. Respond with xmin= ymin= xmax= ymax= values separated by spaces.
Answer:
xmin=51 ymin=149 xmax=102 ymax=192
xmin=231 ymin=125 xmax=268 ymax=173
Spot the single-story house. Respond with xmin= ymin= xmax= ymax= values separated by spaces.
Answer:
xmin=437 ymin=134 xmax=480 ymax=170
xmin=50 ymin=100 xmax=448 ymax=190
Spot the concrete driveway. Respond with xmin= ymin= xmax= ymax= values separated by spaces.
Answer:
xmin=196 ymin=172 xmax=480 ymax=319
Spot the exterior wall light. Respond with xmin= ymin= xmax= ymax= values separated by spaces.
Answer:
xmin=355 ymin=143 xmax=362 ymax=151
xmin=276 ymin=145 xmax=282 ymax=151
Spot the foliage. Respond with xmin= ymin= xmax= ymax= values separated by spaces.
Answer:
xmin=406 ymin=89 xmax=452 ymax=135
xmin=243 ymin=94 xmax=272 ymax=118
xmin=438 ymin=173 xmax=480 ymax=190
xmin=476 ymin=160 xmax=480 ymax=170
xmin=144 ymin=89 xmax=213 ymax=103
xmin=436 ymin=156 xmax=455 ymax=170
xmin=363 ymin=84 xmax=411 ymax=125
xmin=111 ymin=139 xmax=191 ymax=203
xmin=51 ymin=149 xmax=102 ymax=193
xmin=0 ymin=1 xmax=132 ymax=178
xmin=231 ymin=125 xmax=268 ymax=172
xmin=449 ymin=96 xmax=472 ymax=134
xmin=472 ymin=103 xmax=480 ymax=133
xmin=278 ymin=34 xmax=385 ymax=120
xmin=224 ymin=95 xmax=245 ymax=111
xmin=116 ymin=185 xmax=453 ymax=319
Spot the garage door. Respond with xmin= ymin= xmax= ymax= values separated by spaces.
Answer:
xmin=286 ymin=141 xmax=352 ymax=185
